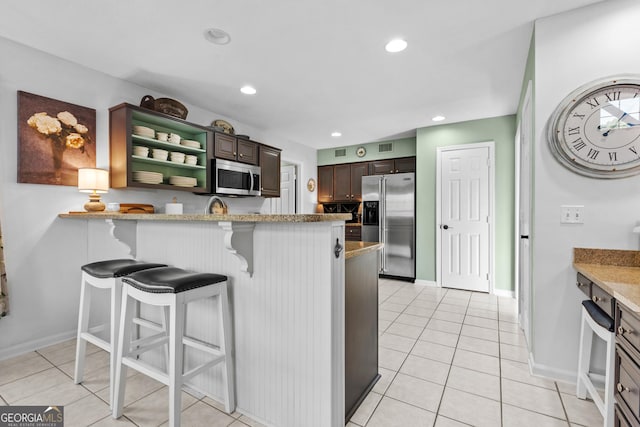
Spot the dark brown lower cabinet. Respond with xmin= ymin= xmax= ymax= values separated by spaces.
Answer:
xmin=345 ymin=249 xmax=380 ymax=422
xmin=616 ymin=302 xmax=640 ymax=426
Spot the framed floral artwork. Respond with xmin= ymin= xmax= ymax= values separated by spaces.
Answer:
xmin=17 ymin=91 xmax=96 ymax=186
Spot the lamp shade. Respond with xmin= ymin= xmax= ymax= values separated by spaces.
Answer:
xmin=78 ymin=168 xmax=109 ymax=193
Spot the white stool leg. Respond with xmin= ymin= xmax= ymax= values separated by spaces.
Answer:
xmin=169 ymin=295 xmax=185 ymax=427
xmin=109 ymin=278 xmax=122 ymax=409
xmin=74 ymin=277 xmax=92 ymax=384
xmin=576 ymin=308 xmax=592 ymax=399
xmin=604 ymin=333 xmax=615 ymax=427
xmin=219 ymin=284 xmax=236 ymax=413
xmin=113 ymin=286 xmax=135 ymax=419
xmin=162 ymin=305 xmax=171 ymax=371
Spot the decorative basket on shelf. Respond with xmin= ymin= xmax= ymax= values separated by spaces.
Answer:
xmin=140 ymin=95 xmax=188 ymax=120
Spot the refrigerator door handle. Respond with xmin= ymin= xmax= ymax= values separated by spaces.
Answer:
xmin=380 ymin=177 xmax=386 ymax=273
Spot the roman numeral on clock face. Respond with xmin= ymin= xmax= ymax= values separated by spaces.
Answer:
xmin=572 ymin=113 xmax=585 ymax=120
xmin=567 ymin=127 xmax=580 ymax=136
xmin=605 ymin=91 xmax=621 ymax=101
xmin=609 ymin=152 xmax=617 ymax=161
xmin=587 ymin=148 xmax=600 ymax=159
xmin=572 ymin=138 xmax=586 ymax=151
xmin=586 ymin=98 xmax=600 ymax=109
xmin=630 ymin=146 xmax=638 ymax=155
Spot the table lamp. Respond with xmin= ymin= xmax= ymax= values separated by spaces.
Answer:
xmin=78 ymin=168 xmax=109 ymax=212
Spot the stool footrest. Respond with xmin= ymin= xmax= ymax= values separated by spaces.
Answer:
xmin=80 ymin=332 xmax=110 ymax=352
xmin=129 ymin=333 xmax=169 ymax=358
xmin=132 ymin=317 xmax=164 ymax=333
xmin=183 ymin=336 xmax=221 ymax=355
xmin=122 ymin=356 xmax=170 ymax=386
xmin=578 ymin=372 xmax=605 ymax=414
xmin=183 ymin=355 xmax=225 ymax=383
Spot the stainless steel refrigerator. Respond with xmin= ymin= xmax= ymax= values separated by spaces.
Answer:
xmin=361 ymin=173 xmax=415 ymax=281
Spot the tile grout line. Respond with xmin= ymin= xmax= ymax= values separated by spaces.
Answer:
xmin=554 ymin=382 xmax=573 ymax=427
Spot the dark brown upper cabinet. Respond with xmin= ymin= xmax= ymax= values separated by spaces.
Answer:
xmin=214 ymin=133 xmax=258 ymax=165
xmin=318 ymin=165 xmax=334 ymax=203
xmin=259 ymin=144 xmax=281 ymax=197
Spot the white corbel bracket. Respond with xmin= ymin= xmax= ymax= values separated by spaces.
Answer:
xmin=219 ymin=221 xmax=255 ymax=276
xmin=106 ymin=219 xmax=138 ymax=258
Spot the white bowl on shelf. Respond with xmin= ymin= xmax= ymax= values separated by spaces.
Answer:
xmin=170 ymin=152 xmax=186 ymax=163
xmin=133 ymin=146 xmax=149 ymax=157
xmin=185 ymin=155 xmax=198 ymax=165
xmin=151 ymin=148 xmax=169 ymax=161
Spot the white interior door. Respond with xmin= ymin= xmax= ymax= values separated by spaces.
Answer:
xmin=438 ymin=144 xmax=493 ymax=292
xmin=270 ymin=164 xmax=296 ymax=214
xmin=518 ymin=81 xmax=533 ymax=342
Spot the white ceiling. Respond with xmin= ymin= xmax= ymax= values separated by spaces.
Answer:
xmin=1 ymin=0 xmax=603 ymax=149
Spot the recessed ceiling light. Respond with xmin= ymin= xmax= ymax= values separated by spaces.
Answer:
xmin=385 ymin=38 xmax=407 ymax=53
xmin=331 ymin=132 xmax=342 ymax=137
xmin=432 ymin=115 xmax=446 ymax=122
xmin=240 ymin=85 xmax=257 ymax=95
xmin=204 ymin=28 xmax=231 ymax=45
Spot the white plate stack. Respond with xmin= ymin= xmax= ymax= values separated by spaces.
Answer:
xmin=185 ymin=155 xmax=198 ymax=165
xmin=170 ymin=152 xmax=186 ymax=163
xmin=133 ymin=171 xmax=163 ymax=184
xmin=132 ymin=126 xmax=155 ymax=138
xmin=180 ymin=139 xmax=201 ymax=149
xmin=169 ymin=175 xmax=198 ymax=187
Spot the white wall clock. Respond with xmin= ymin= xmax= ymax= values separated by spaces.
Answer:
xmin=356 ymin=146 xmax=366 ymax=157
xmin=548 ymin=76 xmax=640 ymax=178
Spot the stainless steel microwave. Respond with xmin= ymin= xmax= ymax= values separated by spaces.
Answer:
xmin=213 ymin=159 xmax=261 ymax=196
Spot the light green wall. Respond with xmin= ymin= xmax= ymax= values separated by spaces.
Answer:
xmin=416 ymin=115 xmax=516 ymax=291
xmin=317 ymin=137 xmax=416 ymax=166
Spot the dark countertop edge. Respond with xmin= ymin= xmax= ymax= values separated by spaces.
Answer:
xmin=345 ymin=242 xmax=383 ymax=260
xmin=59 ymin=213 xmax=352 ymax=223
xmin=573 ymin=262 xmax=640 ymax=313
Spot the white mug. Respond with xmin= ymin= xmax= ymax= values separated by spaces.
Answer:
xmin=106 ymin=202 xmax=120 ymax=212
xmin=168 ymin=133 xmax=181 ymax=143
xmin=156 ymin=132 xmax=168 ymax=142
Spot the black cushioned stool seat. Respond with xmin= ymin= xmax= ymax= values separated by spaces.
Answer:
xmin=581 ymin=300 xmax=614 ymax=332
xmin=81 ymin=259 xmax=167 ymax=278
xmin=122 ymin=267 xmax=228 ymax=294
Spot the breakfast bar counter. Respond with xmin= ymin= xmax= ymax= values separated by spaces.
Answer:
xmin=61 ymin=212 xmax=353 ymax=427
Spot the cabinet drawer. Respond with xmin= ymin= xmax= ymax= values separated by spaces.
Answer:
xmin=346 ymin=226 xmax=361 ymax=241
xmin=592 ymin=283 xmax=615 ymax=318
xmin=616 ymin=402 xmax=640 ymax=427
xmin=576 ymin=273 xmax=591 ymax=298
xmin=618 ymin=304 xmax=640 ymax=357
xmin=616 ymin=344 xmax=640 ymax=422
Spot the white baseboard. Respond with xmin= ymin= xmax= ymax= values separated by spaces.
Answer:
xmin=0 ymin=324 xmax=107 ymax=362
xmin=494 ymin=289 xmax=515 ymax=298
xmin=414 ymin=279 xmax=438 ymax=287
xmin=529 ymin=352 xmax=578 ymax=384
xmin=0 ymin=329 xmax=77 ymax=361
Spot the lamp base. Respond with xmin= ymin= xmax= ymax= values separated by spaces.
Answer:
xmin=84 ymin=194 xmax=105 ymax=212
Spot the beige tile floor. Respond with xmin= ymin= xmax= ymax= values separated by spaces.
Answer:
xmin=347 ymin=278 xmax=603 ymax=427
xmin=0 ymin=279 xmax=602 ymax=426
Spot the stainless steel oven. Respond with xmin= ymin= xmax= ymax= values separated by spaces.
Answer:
xmin=213 ymin=159 xmax=261 ymax=196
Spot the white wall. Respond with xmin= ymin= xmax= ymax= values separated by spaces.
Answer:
xmin=532 ymin=0 xmax=640 ymax=380
xmin=0 ymin=36 xmax=318 ymax=358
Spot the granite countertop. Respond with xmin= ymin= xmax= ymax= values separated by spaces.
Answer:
xmin=345 ymin=241 xmax=383 ymax=260
xmin=59 ymin=212 xmax=352 ymax=223
xmin=574 ymin=247 xmax=640 ymax=312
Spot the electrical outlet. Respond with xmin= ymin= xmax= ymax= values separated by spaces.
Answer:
xmin=560 ymin=205 xmax=584 ymax=224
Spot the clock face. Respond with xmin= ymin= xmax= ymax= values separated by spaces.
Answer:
xmin=356 ymin=147 xmax=366 ymax=157
xmin=549 ymin=77 xmax=640 ymax=178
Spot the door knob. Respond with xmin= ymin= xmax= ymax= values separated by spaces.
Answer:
xmin=442 ymin=225 xmax=452 ymax=230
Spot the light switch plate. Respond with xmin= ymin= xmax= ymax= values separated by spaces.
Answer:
xmin=561 ymin=205 xmax=584 ymax=224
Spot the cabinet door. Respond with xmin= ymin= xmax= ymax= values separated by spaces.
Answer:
xmin=395 ymin=157 xmax=416 ymax=173
xmin=214 ymin=133 xmax=237 ymax=161
xmin=369 ymin=159 xmax=395 ymax=175
xmin=318 ymin=166 xmax=334 ymax=203
xmin=333 ymin=164 xmax=352 ymax=201
xmin=350 ymin=162 xmax=368 ymax=201
xmin=237 ymin=139 xmax=258 ymax=165
xmin=259 ymin=145 xmax=281 ymax=197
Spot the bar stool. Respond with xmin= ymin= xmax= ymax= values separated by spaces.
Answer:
xmin=112 ymin=267 xmax=235 ymax=427
xmin=74 ymin=259 xmax=167 ymax=407
xmin=576 ymin=300 xmax=615 ymax=427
